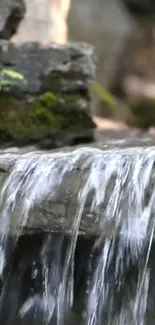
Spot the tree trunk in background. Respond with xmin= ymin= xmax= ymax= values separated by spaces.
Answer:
xmin=50 ymin=0 xmax=71 ymax=43
xmin=12 ymin=0 xmax=70 ymax=43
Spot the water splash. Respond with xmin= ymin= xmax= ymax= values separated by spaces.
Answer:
xmin=0 ymin=147 xmax=154 ymax=324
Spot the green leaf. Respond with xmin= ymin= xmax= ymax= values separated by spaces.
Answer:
xmin=90 ymin=81 xmax=117 ymax=112
xmin=2 ymin=69 xmax=24 ymax=80
xmin=0 ymin=79 xmax=15 ymax=86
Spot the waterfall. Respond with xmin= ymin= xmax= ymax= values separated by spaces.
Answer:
xmin=0 ymin=146 xmax=155 ymax=324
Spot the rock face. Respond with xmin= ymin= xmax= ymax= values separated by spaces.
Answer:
xmin=0 ymin=0 xmax=25 ymax=39
xmin=0 ymin=41 xmax=96 ymax=148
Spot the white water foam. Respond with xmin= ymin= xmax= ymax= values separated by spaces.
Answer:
xmin=0 ymin=147 xmax=154 ymax=324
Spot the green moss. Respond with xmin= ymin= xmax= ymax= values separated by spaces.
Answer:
xmin=40 ymin=91 xmax=79 ymax=111
xmin=0 ymin=90 xmax=94 ymax=145
xmin=61 ymin=94 xmax=78 ymax=109
xmin=58 ymin=93 xmax=94 ymax=130
xmin=127 ymin=98 xmax=155 ymax=128
xmin=39 ymin=92 xmax=57 ymax=108
xmin=0 ymin=92 xmax=63 ymax=143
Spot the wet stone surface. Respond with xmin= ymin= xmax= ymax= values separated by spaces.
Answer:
xmin=0 ymin=232 xmax=155 ymax=325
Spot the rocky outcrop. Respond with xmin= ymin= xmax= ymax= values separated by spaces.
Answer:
xmin=0 ymin=0 xmax=25 ymax=39
xmin=0 ymin=148 xmax=117 ymax=236
xmin=0 ymin=41 xmax=96 ymax=148
xmin=0 ymin=140 xmax=154 ymax=236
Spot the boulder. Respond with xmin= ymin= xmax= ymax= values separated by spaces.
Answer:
xmin=0 ymin=41 xmax=96 ymax=148
xmin=0 ymin=0 xmax=26 ymax=39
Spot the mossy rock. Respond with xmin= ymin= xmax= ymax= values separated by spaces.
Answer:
xmin=127 ymin=98 xmax=155 ymax=128
xmin=0 ymin=91 xmax=95 ymax=147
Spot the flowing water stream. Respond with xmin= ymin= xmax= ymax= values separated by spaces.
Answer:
xmin=0 ymin=146 xmax=155 ymax=324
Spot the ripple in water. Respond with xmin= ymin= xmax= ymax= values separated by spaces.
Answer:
xmin=0 ymin=147 xmax=154 ymax=324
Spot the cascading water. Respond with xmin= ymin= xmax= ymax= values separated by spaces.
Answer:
xmin=0 ymin=147 xmax=155 ymax=324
